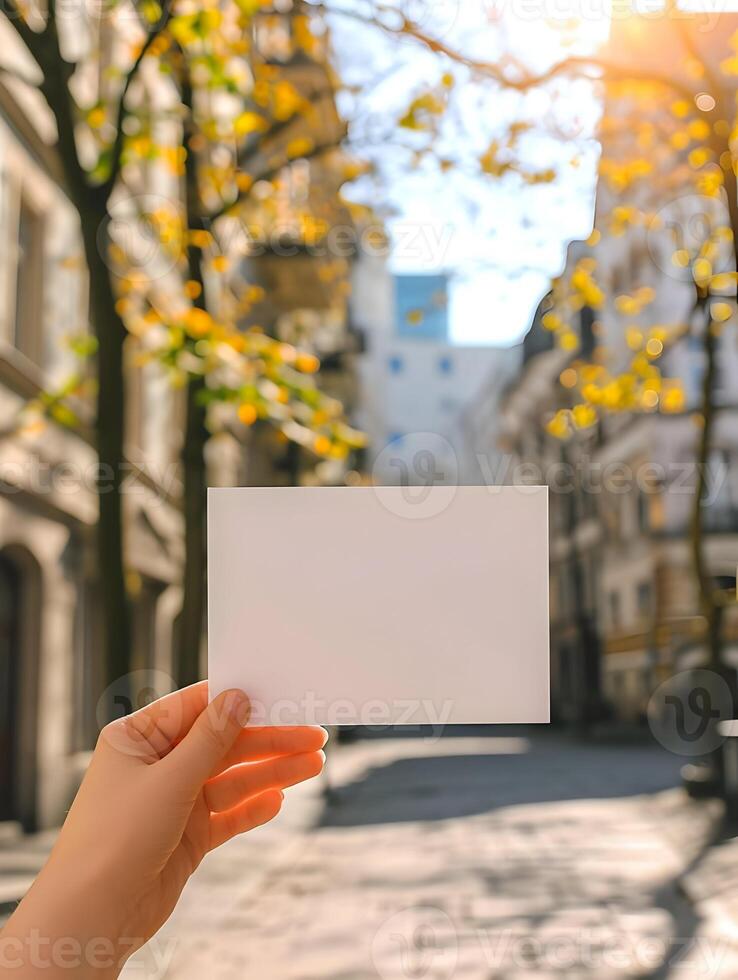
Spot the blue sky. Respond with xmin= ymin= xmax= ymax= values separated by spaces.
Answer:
xmin=325 ymin=0 xmax=609 ymax=346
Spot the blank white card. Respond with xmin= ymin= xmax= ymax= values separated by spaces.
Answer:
xmin=208 ymin=486 xmax=549 ymax=726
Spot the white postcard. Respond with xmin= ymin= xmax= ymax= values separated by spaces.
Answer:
xmin=208 ymin=486 xmax=549 ymax=726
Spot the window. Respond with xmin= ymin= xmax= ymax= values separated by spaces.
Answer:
xmin=13 ymin=198 xmax=44 ymax=364
xmin=637 ymin=581 xmax=652 ymax=619
xmin=438 ymin=397 xmax=460 ymax=414
xmin=580 ymin=305 xmax=596 ymax=357
xmin=73 ymin=577 xmax=102 ymax=751
xmin=637 ymin=492 xmax=649 ymax=534
xmin=609 ymin=591 xmax=621 ymax=629
xmin=557 ymin=566 xmax=570 ymax=618
xmin=131 ymin=577 xmax=165 ymax=674
xmin=580 ymin=485 xmax=598 ymax=520
xmin=253 ymin=10 xmax=293 ymax=63
xmin=388 ymin=356 xmax=404 ymax=375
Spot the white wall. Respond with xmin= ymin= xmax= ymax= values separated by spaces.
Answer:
xmin=352 ymin=251 xmax=518 ymax=485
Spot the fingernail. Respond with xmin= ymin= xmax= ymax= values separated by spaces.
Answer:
xmin=319 ymin=727 xmax=330 ymax=747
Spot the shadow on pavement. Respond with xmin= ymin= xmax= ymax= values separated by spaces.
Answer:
xmin=321 ymin=737 xmax=685 ymax=827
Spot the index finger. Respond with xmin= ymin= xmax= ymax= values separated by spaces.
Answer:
xmin=212 ymin=725 xmax=329 ymax=776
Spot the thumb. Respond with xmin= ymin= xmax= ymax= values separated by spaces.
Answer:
xmin=163 ymin=689 xmax=250 ymax=790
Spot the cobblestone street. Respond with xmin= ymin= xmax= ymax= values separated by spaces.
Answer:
xmin=123 ymin=730 xmax=737 ymax=980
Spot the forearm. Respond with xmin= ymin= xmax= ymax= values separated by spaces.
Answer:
xmin=0 ymin=863 xmax=127 ymax=979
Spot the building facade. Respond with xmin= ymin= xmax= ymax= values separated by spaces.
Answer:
xmin=353 ymin=255 xmax=518 ymax=487
xmin=0 ymin=49 xmax=185 ymax=828
xmin=497 ymin=15 xmax=738 ymax=724
xmin=0 ymin=0 xmax=358 ymax=829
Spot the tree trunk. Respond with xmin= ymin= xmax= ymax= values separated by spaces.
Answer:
xmin=81 ymin=208 xmax=132 ymax=701
xmin=690 ymin=303 xmax=721 ymax=666
xmin=690 ymin=120 xmax=738 ymax=671
xmin=176 ymin=64 xmax=209 ymax=686
xmin=37 ymin=48 xmax=132 ymax=706
xmin=689 ymin=119 xmax=738 ymax=793
xmin=561 ymin=444 xmax=603 ymax=730
xmin=178 ymin=372 xmax=208 ymax=686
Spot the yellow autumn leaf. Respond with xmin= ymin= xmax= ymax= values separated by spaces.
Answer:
xmin=711 ymin=302 xmax=733 ymax=322
xmin=234 ymin=112 xmax=269 ymax=137
xmin=546 ymin=411 xmax=570 ymax=439
xmin=286 ymin=137 xmax=315 ymax=159
xmin=671 ymin=100 xmax=691 ymax=118
xmin=237 ymin=403 xmax=258 ymax=426
xmin=671 ymin=131 xmax=690 ymax=151
xmin=710 ymin=272 xmax=737 ymax=291
xmin=296 ymin=353 xmax=320 ymax=373
xmin=688 ymin=118 xmax=710 ymax=141
xmin=692 ymin=257 xmax=712 ymax=286
xmin=314 ymin=434 xmax=332 ymax=456
xmin=188 ymin=229 xmax=212 ymax=249
xmin=581 ymin=383 xmax=602 ymax=404
xmin=720 ymin=54 xmax=738 ymax=76
xmin=87 ymin=105 xmax=106 ymax=129
xmin=615 ymin=295 xmax=639 ymax=315
xmin=236 ymin=172 xmax=254 ymax=192
xmin=697 ymin=169 xmax=724 ymax=197
xmin=688 ymin=147 xmax=711 ymax=168
xmin=183 ymin=307 xmax=212 ymax=337
xmin=672 ymin=250 xmax=690 ymax=268
xmin=661 ymin=385 xmax=685 ymax=413
xmin=572 ymin=404 xmax=597 ymax=429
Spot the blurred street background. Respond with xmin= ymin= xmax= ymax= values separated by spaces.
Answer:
xmin=1 ymin=0 xmax=738 ymax=976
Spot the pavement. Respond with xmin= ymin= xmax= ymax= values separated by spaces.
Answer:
xmin=3 ymin=730 xmax=738 ymax=979
xmin=123 ymin=730 xmax=732 ymax=980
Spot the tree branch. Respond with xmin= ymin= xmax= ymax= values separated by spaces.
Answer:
xmin=318 ymin=1 xmax=698 ymax=102
xmin=103 ymin=3 xmax=174 ymax=196
xmin=2 ymin=0 xmax=46 ymax=66
xmin=0 ymin=61 xmax=42 ymax=87
xmin=209 ymin=132 xmax=346 ymax=225
xmin=12 ymin=1 xmax=92 ymax=207
xmin=235 ymin=83 xmax=335 ymax=173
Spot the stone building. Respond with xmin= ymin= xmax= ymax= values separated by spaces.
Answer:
xmin=0 ymin=0 xmax=358 ymax=829
xmin=497 ymin=16 xmax=738 ymax=724
xmin=0 ymin=30 xmax=184 ymax=827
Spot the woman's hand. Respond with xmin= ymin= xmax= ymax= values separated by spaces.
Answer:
xmin=1 ymin=682 xmax=327 ymax=977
